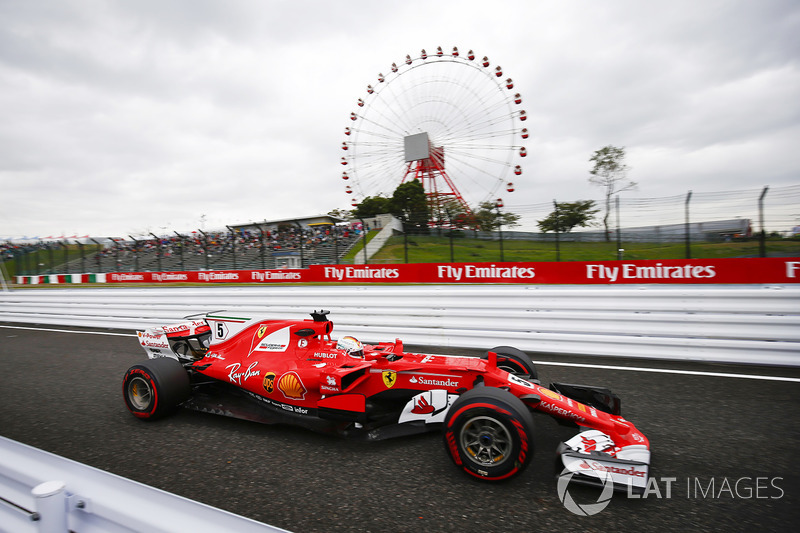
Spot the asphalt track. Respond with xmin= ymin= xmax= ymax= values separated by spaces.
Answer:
xmin=1 ymin=322 xmax=799 ymax=533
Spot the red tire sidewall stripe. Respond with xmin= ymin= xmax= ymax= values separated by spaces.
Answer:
xmin=125 ymin=368 xmax=159 ymax=418
xmin=444 ymin=400 xmax=528 ymax=479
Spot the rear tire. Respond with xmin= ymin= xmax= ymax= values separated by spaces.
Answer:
xmin=123 ymin=357 xmax=190 ymax=420
xmin=443 ymin=387 xmax=535 ymax=481
xmin=483 ymin=345 xmax=539 ymax=382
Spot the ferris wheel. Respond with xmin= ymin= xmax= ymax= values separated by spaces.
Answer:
xmin=341 ymin=46 xmax=528 ymax=222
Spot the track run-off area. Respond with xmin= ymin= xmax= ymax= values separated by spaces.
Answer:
xmin=1 ymin=323 xmax=798 ymax=532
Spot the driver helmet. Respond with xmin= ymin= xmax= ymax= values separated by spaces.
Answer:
xmin=336 ymin=335 xmax=364 ymax=358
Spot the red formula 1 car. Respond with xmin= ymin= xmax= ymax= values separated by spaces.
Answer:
xmin=124 ymin=310 xmax=650 ymax=490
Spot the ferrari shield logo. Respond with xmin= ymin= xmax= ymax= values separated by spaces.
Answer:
xmin=382 ymin=370 xmax=397 ymax=389
xmin=257 ymin=325 xmax=267 ymax=338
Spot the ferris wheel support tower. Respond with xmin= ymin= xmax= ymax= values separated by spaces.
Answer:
xmin=403 ymin=132 xmax=471 ymax=218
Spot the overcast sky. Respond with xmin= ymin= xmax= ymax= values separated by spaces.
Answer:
xmin=1 ymin=0 xmax=798 ymax=239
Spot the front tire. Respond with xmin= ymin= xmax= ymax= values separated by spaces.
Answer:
xmin=123 ymin=357 xmax=190 ymax=420
xmin=483 ymin=345 xmax=539 ymax=382
xmin=443 ymin=387 xmax=535 ymax=481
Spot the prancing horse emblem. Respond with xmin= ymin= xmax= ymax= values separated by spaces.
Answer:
xmin=382 ymin=370 xmax=397 ymax=389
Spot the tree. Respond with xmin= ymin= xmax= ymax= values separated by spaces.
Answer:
xmin=537 ymin=200 xmax=599 ymax=233
xmin=350 ymin=195 xmax=391 ymax=219
xmin=473 ymin=201 xmax=521 ymax=231
xmin=589 ymin=145 xmax=636 ymax=241
xmin=388 ymin=179 xmax=429 ymax=233
xmin=326 ymin=208 xmax=352 ymax=220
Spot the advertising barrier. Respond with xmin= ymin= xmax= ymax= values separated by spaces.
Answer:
xmin=16 ymin=257 xmax=800 ymax=285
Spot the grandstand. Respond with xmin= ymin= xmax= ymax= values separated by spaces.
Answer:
xmin=7 ymin=215 xmax=362 ymax=275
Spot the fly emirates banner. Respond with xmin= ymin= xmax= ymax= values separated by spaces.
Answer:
xmin=94 ymin=258 xmax=800 ymax=285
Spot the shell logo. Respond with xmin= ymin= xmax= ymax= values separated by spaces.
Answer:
xmin=538 ymin=387 xmax=561 ymax=401
xmin=278 ymin=372 xmax=307 ymax=400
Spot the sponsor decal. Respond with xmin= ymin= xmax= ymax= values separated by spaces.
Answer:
xmin=436 ymin=264 xmax=535 ymax=281
xmin=399 ymin=390 xmax=458 ymax=424
xmin=198 ymin=272 xmax=240 ymax=281
xmin=541 ymin=401 xmax=585 ymax=422
xmin=298 ymin=338 xmax=308 ymax=348
xmin=278 ymin=372 xmax=307 ymax=400
xmin=507 ymin=374 xmax=536 ymax=389
xmin=262 ymin=372 xmax=276 ymax=394
xmin=250 ymin=271 xmax=302 ymax=281
xmin=140 ymin=340 xmax=170 ymax=349
xmin=110 ymin=273 xmax=145 ymax=281
xmin=382 ymin=370 xmax=397 ymax=388
xmin=585 ymin=263 xmax=716 ymax=282
xmin=322 ymin=266 xmax=401 ymax=281
xmin=254 ymin=326 xmax=290 ymax=352
xmin=226 ymin=362 xmax=261 ymax=385
xmin=538 ymin=387 xmax=561 ymax=400
xmin=313 ymin=352 xmax=338 ymax=359
xmin=411 ymin=395 xmax=435 ymax=414
xmin=243 ymin=390 xmax=311 ymax=415
xmin=152 ymin=273 xmax=189 ymax=282
xmin=320 ymin=375 xmax=339 ymax=393
xmin=578 ymin=459 xmax=647 ymax=478
xmin=408 ymin=375 xmax=460 ymax=388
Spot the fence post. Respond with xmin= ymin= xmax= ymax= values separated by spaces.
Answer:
xmin=553 ymin=200 xmax=561 ymax=262
xmin=150 ymin=233 xmax=163 ymax=272
xmin=90 ymin=238 xmax=102 ymax=273
xmin=226 ymin=226 xmax=237 ymax=270
xmin=77 ymin=240 xmax=85 ymax=274
xmin=759 ymin=186 xmax=769 ymax=258
xmin=496 ymin=200 xmax=504 ymax=262
xmin=198 ymin=229 xmax=209 ymax=270
xmin=47 ymin=243 xmax=54 ymax=275
xmin=616 ymin=196 xmax=622 ymax=260
xmin=61 ymin=241 xmax=69 ymax=275
xmin=685 ymin=191 xmax=692 ymax=259
xmin=359 ymin=219 xmax=368 ymax=264
xmin=259 ymin=228 xmax=266 ymax=269
xmin=128 ymin=235 xmax=140 ymax=272
xmin=32 ymin=480 xmax=67 ymax=533
xmin=174 ymin=232 xmax=185 ymax=271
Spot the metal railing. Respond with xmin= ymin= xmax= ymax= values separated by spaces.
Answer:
xmin=0 ymin=436 xmax=288 ymax=533
xmin=1 ymin=284 xmax=798 ymax=366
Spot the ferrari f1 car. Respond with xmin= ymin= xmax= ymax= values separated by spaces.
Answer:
xmin=124 ymin=310 xmax=651 ymax=490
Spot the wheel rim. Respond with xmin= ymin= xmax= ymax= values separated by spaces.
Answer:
xmin=127 ymin=376 xmax=153 ymax=410
xmin=459 ymin=415 xmax=512 ymax=467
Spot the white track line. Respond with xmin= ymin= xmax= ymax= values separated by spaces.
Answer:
xmin=0 ymin=324 xmax=135 ymax=337
xmin=3 ymin=324 xmax=800 ymax=383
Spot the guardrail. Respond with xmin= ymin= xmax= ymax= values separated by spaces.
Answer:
xmin=0 ymin=436 xmax=288 ymax=533
xmin=1 ymin=284 xmax=799 ymax=366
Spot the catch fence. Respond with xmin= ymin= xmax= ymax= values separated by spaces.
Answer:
xmin=2 ymin=184 xmax=799 ymax=276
